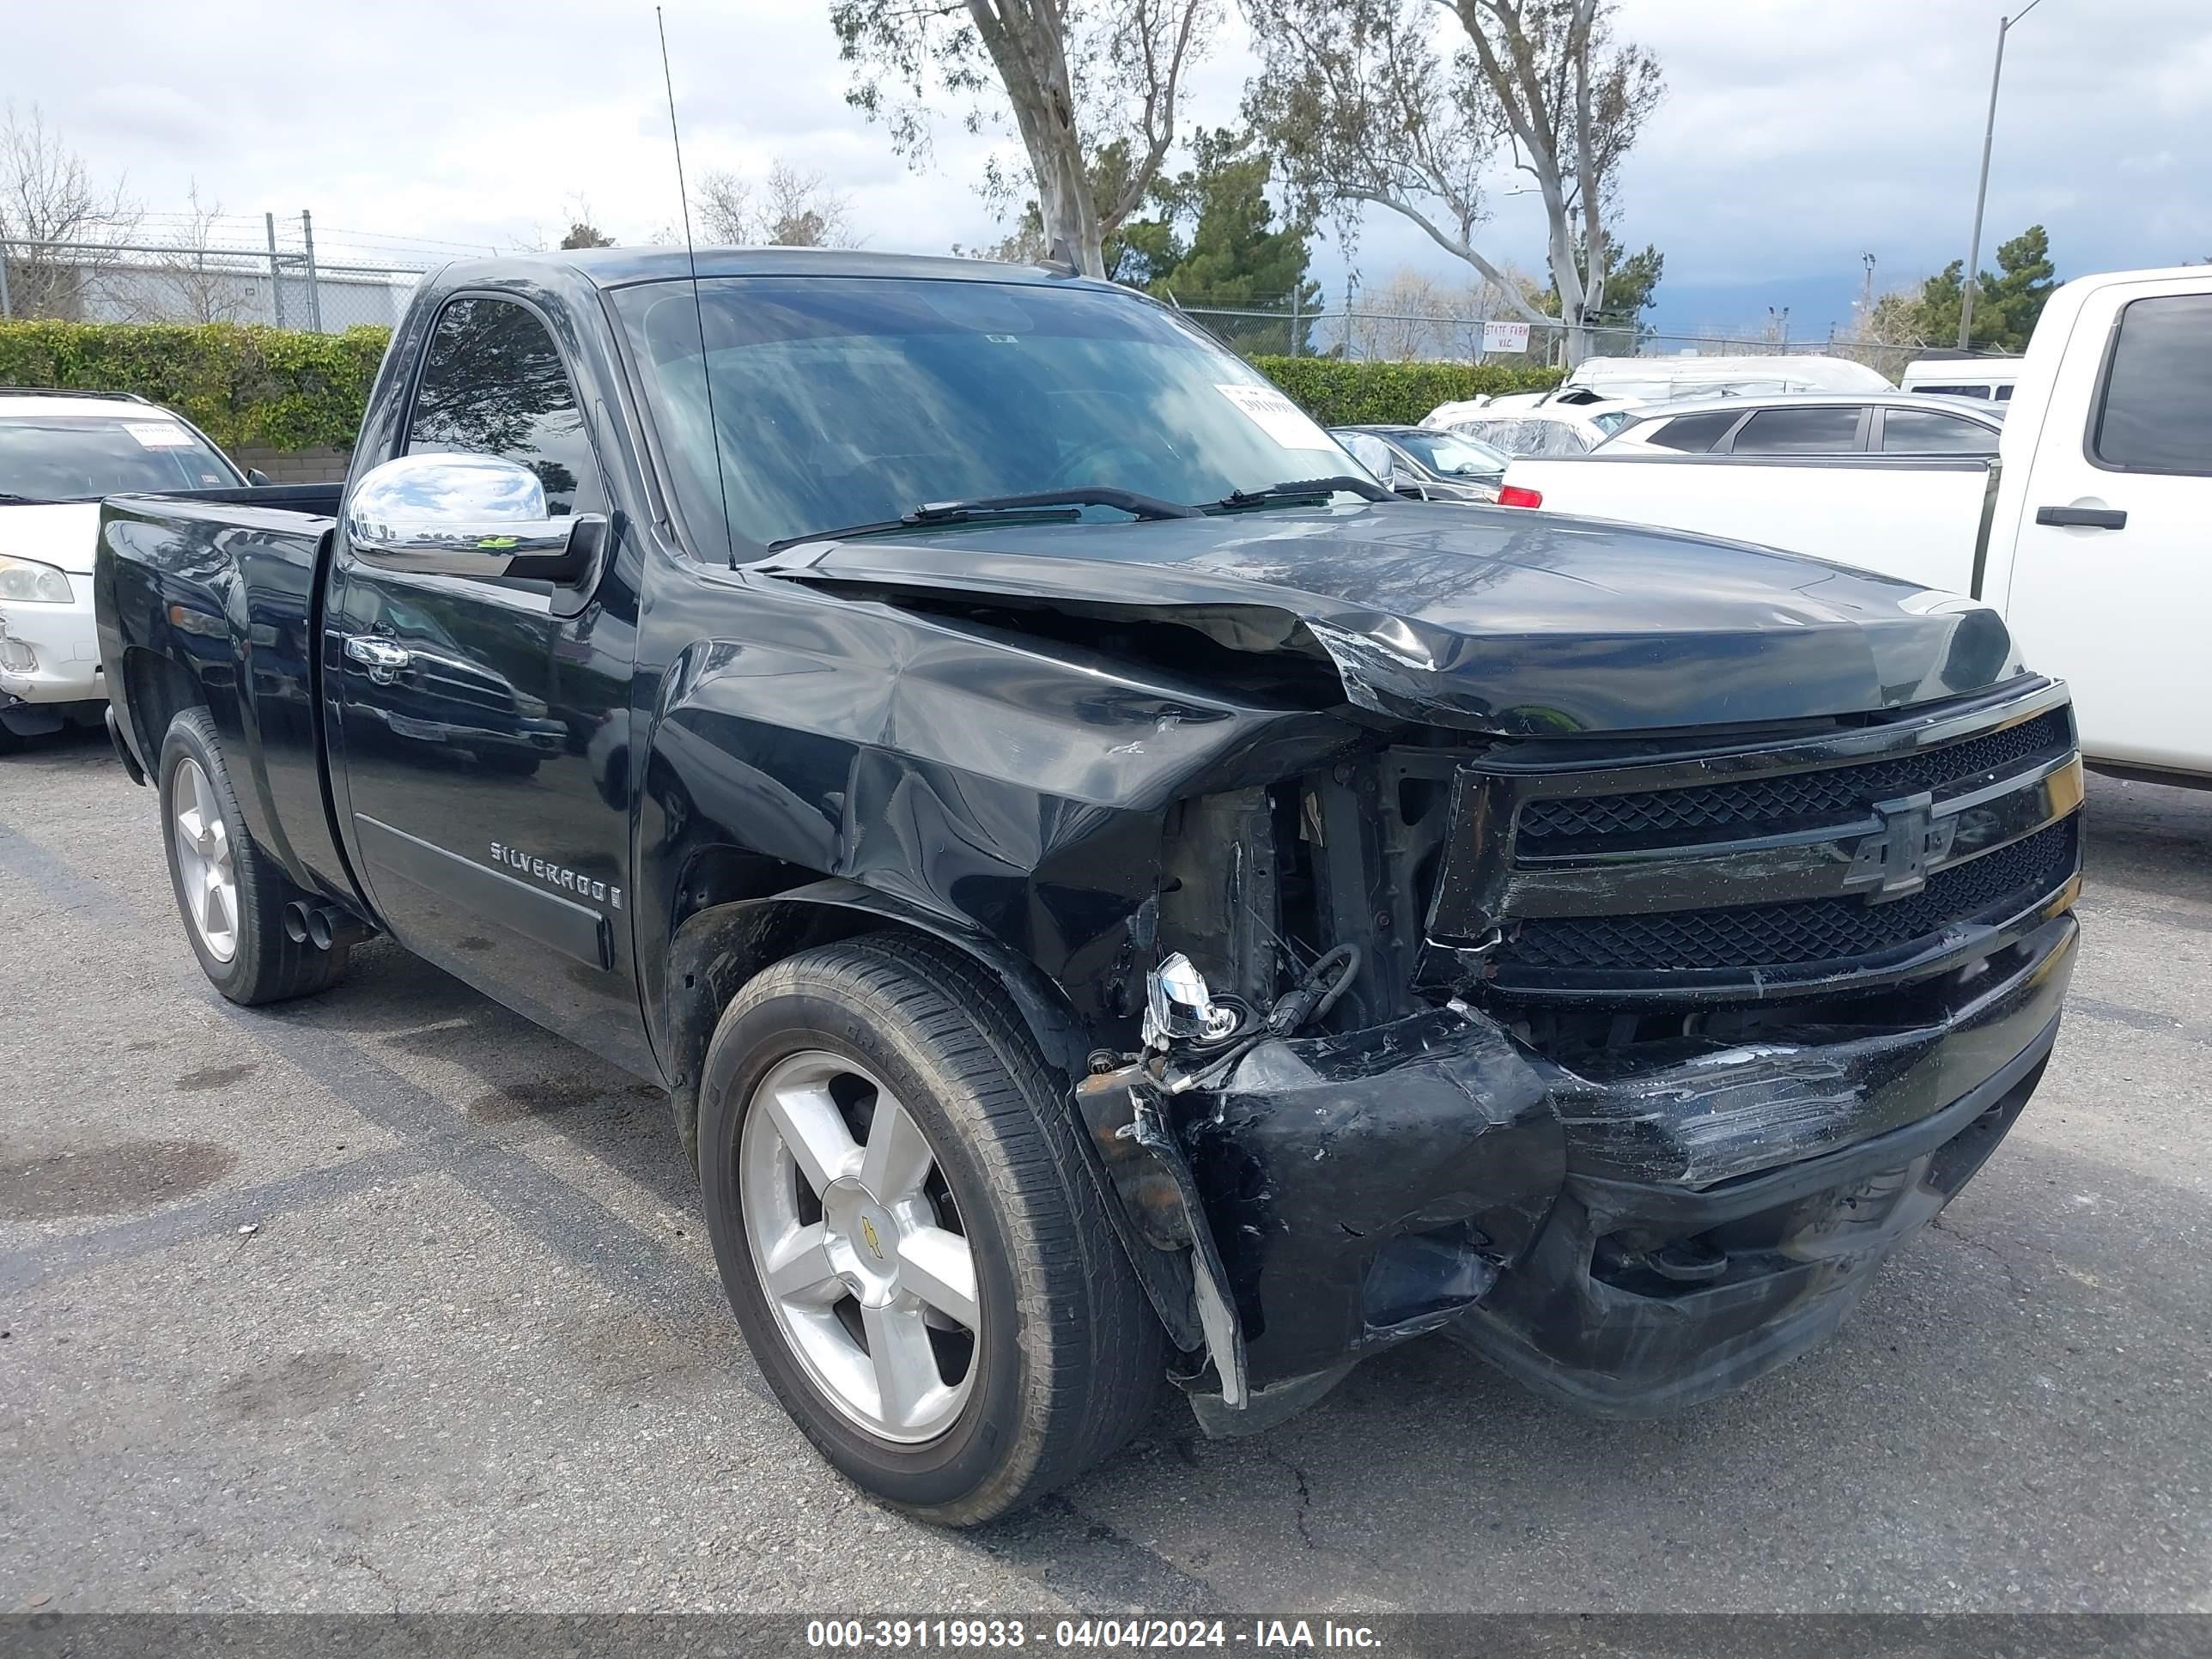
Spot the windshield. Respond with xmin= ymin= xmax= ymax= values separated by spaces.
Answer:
xmin=611 ymin=276 xmax=1363 ymax=552
xmin=1392 ymin=430 xmax=1507 ymax=477
xmin=0 ymin=414 xmax=241 ymax=501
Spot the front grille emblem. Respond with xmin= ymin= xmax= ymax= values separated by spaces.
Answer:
xmin=1844 ymin=792 xmax=1959 ymax=902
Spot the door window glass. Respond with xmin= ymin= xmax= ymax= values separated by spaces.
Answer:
xmin=2093 ymin=293 xmax=2212 ymax=476
xmin=1880 ymin=408 xmax=1999 ymax=453
xmin=408 ymin=297 xmax=599 ymax=514
xmin=1641 ymin=410 xmax=1741 ymax=453
xmin=1731 ymin=405 xmax=1863 ymax=453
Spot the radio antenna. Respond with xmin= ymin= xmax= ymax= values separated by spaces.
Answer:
xmin=656 ymin=6 xmax=734 ymax=563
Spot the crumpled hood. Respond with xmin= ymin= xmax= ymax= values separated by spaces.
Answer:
xmin=0 ymin=502 xmax=101 ymax=575
xmin=763 ymin=502 xmax=2023 ymax=736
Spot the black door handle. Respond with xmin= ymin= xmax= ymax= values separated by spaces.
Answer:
xmin=2035 ymin=505 xmax=2127 ymax=530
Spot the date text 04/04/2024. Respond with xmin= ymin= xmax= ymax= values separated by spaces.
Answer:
xmin=804 ymin=1620 xmax=1383 ymax=1649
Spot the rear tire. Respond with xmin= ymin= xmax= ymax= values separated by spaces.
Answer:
xmin=158 ymin=708 xmax=349 ymax=1005
xmin=697 ymin=932 xmax=1164 ymax=1525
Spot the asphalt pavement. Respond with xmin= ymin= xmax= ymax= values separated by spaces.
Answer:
xmin=3 ymin=723 xmax=2209 ymax=1613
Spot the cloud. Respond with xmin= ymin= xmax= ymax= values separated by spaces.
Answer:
xmin=7 ymin=0 xmax=2203 ymax=329
xmin=79 ymin=84 xmax=220 ymax=149
xmin=1609 ymin=0 xmax=2212 ymax=289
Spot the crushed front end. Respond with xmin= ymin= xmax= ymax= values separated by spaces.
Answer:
xmin=1083 ymin=676 xmax=2082 ymax=1427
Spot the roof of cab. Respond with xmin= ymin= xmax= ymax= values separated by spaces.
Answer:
xmin=436 ymin=246 xmax=1108 ymax=292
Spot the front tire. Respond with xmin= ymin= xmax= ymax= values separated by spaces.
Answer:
xmin=697 ymin=933 xmax=1164 ymax=1525
xmin=158 ymin=708 xmax=349 ymax=1005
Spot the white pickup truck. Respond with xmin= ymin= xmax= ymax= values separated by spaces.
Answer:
xmin=1496 ymin=264 xmax=2212 ymax=787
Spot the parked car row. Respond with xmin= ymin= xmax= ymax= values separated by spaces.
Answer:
xmin=1415 ymin=349 xmax=2018 ymax=461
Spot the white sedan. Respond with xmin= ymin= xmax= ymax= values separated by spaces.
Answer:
xmin=0 ymin=392 xmax=248 ymax=752
xmin=1432 ymin=404 xmax=1635 ymax=458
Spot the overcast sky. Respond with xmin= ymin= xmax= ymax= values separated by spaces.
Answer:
xmin=10 ymin=0 xmax=2209 ymax=335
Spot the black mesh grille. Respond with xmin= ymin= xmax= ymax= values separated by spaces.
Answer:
xmin=1504 ymin=817 xmax=2077 ymax=974
xmin=1517 ymin=709 xmax=2072 ymax=845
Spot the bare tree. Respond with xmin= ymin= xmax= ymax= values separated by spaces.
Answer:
xmin=1337 ymin=264 xmax=1550 ymax=360
xmin=695 ymin=161 xmax=859 ymax=248
xmin=1832 ymin=283 xmax=1936 ymax=382
xmin=1243 ymin=0 xmax=1661 ymax=364
xmin=951 ymin=224 xmax=1047 ymax=263
xmin=164 ymin=182 xmax=253 ymax=324
xmin=830 ymin=0 xmax=1216 ymax=278
xmin=760 ymin=161 xmax=858 ymax=247
xmin=558 ymin=195 xmax=616 ymax=249
xmin=1341 ymin=269 xmax=1458 ymax=361
xmin=0 ymin=101 xmax=141 ymax=319
xmin=693 ymin=170 xmax=757 ymax=247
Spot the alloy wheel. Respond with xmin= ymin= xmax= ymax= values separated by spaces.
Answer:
xmin=171 ymin=757 xmax=239 ymax=963
xmin=738 ymin=1049 xmax=981 ymax=1443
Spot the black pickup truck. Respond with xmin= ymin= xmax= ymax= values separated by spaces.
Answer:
xmin=94 ymin=250 xmax=2084 ymax=1524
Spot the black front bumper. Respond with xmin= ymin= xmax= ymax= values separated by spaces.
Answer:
xmin=1158 ymin=909 xmax=2075 ymax=1423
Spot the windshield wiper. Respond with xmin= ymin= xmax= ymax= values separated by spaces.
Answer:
xmin=768 ymin=486 xmax=1200 ymax=551
xmin=0 ymin=492 xmax=55 ymax=506
xmin=1209 ymin=475 xmax=1395 ymax=511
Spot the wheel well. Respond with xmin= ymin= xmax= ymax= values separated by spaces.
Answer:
xmin=662 ymin=892 xmax=1091 ymax=1169
xmin=124 ymin=647 xmax=205 ymax=757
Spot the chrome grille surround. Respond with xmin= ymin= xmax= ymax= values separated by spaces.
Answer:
xmin=1429 ymin=678 xmax=2084 ymax=1002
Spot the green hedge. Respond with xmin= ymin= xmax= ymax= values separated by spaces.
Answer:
xmin=0 ymin=321 xmax=393 ymax=453
xmin=0 ymin=322 xmax=1563 ymax=454
xmin=1252 ymin=356 xmax=1563 ymax=427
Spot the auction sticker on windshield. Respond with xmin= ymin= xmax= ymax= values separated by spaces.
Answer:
xmin=1214 ymin=383 xmax=1338 ymax=454
xmin=125 ymin=423 xmax=198 ymax=448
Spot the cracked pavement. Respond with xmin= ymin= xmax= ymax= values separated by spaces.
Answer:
xmin=3 ymin=725 xmax=2210 ymax=1613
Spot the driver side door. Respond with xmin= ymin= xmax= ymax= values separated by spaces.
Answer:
xmin=327 ymin=293 xmax=649 ymax=1071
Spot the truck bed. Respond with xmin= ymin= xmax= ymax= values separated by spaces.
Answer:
xmin=96 ymin=489 xmax=350 ymax=903
xmin=125 ymin=482 xmax=344 ymax=516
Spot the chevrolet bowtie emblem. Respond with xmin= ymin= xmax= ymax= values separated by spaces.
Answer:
xmin=1844 ymin=792 xmax=1959 ymax=902
xmin=860 ymin=1216 xmax=884 ymax=1261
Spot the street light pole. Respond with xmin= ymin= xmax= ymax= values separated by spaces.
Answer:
xmin=1960 ymin=0 xmax=2046 ymax=350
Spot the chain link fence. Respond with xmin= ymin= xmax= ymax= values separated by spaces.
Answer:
xmin=1170 ymin=294 xmax=1920 ymax=377
xmin=0 ymin=216 xmax=433 ymax=332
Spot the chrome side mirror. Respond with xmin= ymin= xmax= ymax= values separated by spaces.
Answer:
xmin=343 ymin=452 xmax=599 ymax=581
